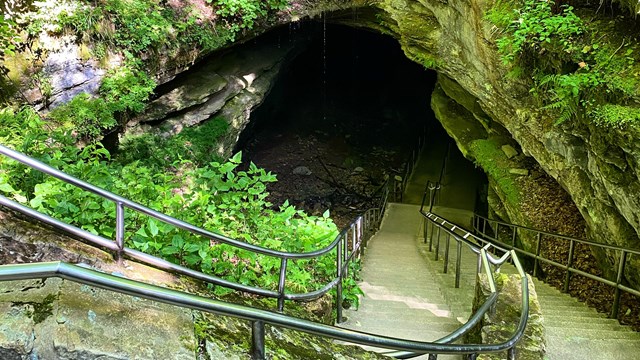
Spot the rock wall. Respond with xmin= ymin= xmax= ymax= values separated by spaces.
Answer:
xmin=123 ymin=31 xmax=310 ymax=159
xmin=344 ymin=0 xmax=640 ymax=288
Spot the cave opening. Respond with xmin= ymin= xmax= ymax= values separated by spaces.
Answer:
xmin=235 ymin=22 xmax=483 ymax=224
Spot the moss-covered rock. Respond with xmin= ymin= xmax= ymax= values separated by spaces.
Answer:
xmin=468 ymin=273 xmax=545 ymax=360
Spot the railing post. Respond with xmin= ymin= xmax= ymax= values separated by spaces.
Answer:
xmin=435 ymin=226 xmax=441 ymax=261
xmin=428 ymin=354 xmax=437 ymax=360
xmin=251 ymin=320 xmax=266 ymax=360
xmin=115 ymin=202 xmax=125 ymax=263
xmin=429 ymin=219 xmax=434 ymax=252
xmin=424 ymin=217 xmax=429 ymax=244
xmin=533 ymin=233 xmax=542 ymax=277
xmin=507 ymin=347 xmax=516 ymax=360
xmin=482 ymin=218 xmax=487 ymax=235
xmin=277 ymin=258 xmax=288 ymax=312
xmin=420 ymin=182 xmax=429 ymax=213
xmin=468 ymin=353 xmax=478 ymax=360
xmin=363 ymin=215 xmax=369 ymax=253
xmin=455 ymin=240 xmax=462 ymax=288
xmin=611 ymin=250 xmax=628 ymax=319
xmin=443 ymin=233 xmax=450 ymax=274
xmin=352 ymin=223 xmax=357 ymax=259
xmin=563 ymin=240 xmax=575 ymax=293
xmin=336 ymin=241 xmax=344 ymax=323
xmin=356 ymin=217 xmax=363 ymax=259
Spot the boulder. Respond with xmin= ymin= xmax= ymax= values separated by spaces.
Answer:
xmin=467 ymin=273 xmax=545 ymax=360
xmin=501 ymin=145 xmax=519 ymax=160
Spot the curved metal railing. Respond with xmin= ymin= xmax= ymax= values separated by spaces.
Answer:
xmin=0 ymin=143 xmax=385 ymax=321
xmin=0 ymin=247 xmax=526 ymax=359
xmin=474 ymin=214 xmax=640 ymax=318
xmin=417 ymin=181 xmax=530 ymax=359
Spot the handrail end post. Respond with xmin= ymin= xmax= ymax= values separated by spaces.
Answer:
xmin=251 ymin=320 xmax=266 ymax=360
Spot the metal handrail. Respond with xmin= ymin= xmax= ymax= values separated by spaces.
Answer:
xmin=417 ymin=182 xmax=530 ymax=360
xmin=393 ymin=123 xmax=428 ymax=203
xmin=0 ymin=143 xmax=385 ymax=319
xmin=474 ymin=213 xmax=640 ymax=318
xmin=0 ymin=252 xmax=525 ymax=359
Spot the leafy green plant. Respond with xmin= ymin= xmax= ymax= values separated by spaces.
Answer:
xmin=590 ymin=104 xmax=640 ymax=128
xmin=495 ymin=0 xmax=584 ymax=71
xmin=0 ymin=15 xmax=20 ymax=102
xmin=100 ymin=63 xmax=155 ymax=114
xmin=117 ymin=116 xmax=229 ymax=168
xmin=212 ymin=0 xmax=289 ymax=32
xmin=0 ymin=109 xmax=362 ymax=305
xmin=489 ymin=0 xmax=640 ymax=127
xmin=47 ymin=93 xmax=116 ymax=142
xmin=58 ymin=0 xmax=236 ymax=60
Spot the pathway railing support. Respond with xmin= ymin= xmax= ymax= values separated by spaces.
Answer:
xmin=611 ymin=250 xmax=628 ymax=319
xmin=251 ymin=320 xmax=266 ymax=360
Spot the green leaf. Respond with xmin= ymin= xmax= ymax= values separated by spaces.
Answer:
xmin=148 ymin=218 xmax=159 ymax=237
xmin=322 ymin=209 xmax=330 ymax=219
xmin=0 ymin=183 xmax=15 ymax=193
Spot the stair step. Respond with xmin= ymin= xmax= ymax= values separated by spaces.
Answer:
xmin=545 ymin=327 xmax=640 ymax=340
xmin=544 ymin=320 xmax=633 ymax=331
xmin=543 ymin=308 xmax=609 ymax=318
xmin=546 ymin=337 xmax=640 ymax=360
xmin=543 ymin=315 xmax=621 ymax=325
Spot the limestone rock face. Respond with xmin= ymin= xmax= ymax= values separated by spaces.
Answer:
xmin=343 ymin=0 xmax=640 ymax=288
xmin=124 ymin=32 xmax=309 ymax=159
xmin=0 ymin=278 xmax=196 ymax=360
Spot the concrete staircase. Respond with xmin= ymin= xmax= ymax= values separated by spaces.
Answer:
xmin=533 ymin=279 xmax=640 ymax=360
xmin=340 ymin=133 xmax=640 ymax=359
xmin=338 ymin=203 xmax=463 ymax=359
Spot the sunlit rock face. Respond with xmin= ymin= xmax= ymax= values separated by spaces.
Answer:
xmin=332 ymin=0 xmax=640 ymax=288
xmin=124 ymin=31 xmax=309 ymax=159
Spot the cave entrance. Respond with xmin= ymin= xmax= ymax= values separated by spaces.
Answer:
xmin=236 ymin=22 xmax=482 ymax=225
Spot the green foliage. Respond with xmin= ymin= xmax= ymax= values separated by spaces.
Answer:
xmin=534 ymin=72 xmax=601 ymax=125
xmin=469 ymin=139 xmax=521 ymax=205
xmin=58 ymin=0 xmax=235 ymax=60
xmin=0 ymin=15 xmax=19 ymax=60
xmin=212 ymin=0 xmax=289 ymax=32
xmin=99 ymin=63 xmax=155 ymax=114
xmin=590 ymin=104 xmax=640 ymax=128
xmin=0 ymin=108 xmax=360 ymax=306
xmin=48 ymin=93 xmax=117 ymax=142
xmin=0 ymin=15 xmax=20 ymax=103
xmin=485 ymin=0 xmax=519 ymax=29
xmin=117 ymin=116 xmax=229 ymax=168
xmin=494 ymin=0 xmax=584 ymax=70
xmin=42 ymin=63 xmax=155 ymax=143
xmin=489 ymin=0 xmax=640 ymax=127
